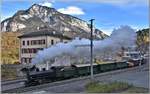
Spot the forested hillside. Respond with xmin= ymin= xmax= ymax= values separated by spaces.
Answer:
xmin=136 ymin=28 xmax=149 ymax=54
xmin=1 ymin=32 xmax=21 ymax=64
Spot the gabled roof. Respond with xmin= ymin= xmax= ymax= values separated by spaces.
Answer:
xmin=18 ymin=29 xmax=72 ymax=40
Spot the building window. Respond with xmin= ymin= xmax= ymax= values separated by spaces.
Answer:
xmin=21 ymin=49 xmax=24 ymax=53
xmin=39 ymin=48 xmax=43 ymax=50
xmin=31 ymin=40 xmax=33 ymax=45
xmin=21 ymin=48 xmax=44 ymax=54
xmin=60 ymin=38 xmax=63 ymax=42
xmin=24 ymin=58 xmax=27 ymax=63
xmin=33 ymin=48 xmax=37 ymax=53
xmin=29 ymin=40 xmax=46 ymax=45
xmin=38 ymin=40 xmax=40 ymax=44
xmin=21 ymin=58 xmax=32 ymax=63
xmin=21 ymin=58 xmax=24 ymax=63
xmin=27 ymin=58 xmax=31 ymax=63
xmin=22 ymin=41 xmax=25 ymax=45
xmin=27 ymin=40 xmax=29 ymax=45
xmin=25 ymin=49 xmax=27 ymax=53
xmin=22 ymin=49 xmax=26 ymax=53
xmin=51 ymin=40 xmax=54 ymax=45
xmin=43 ymin=40 xmax=45 ymax=44
xmin=64 ymin=41 xmax=68 ymax=43
xmin=29 ymin=58 xmax=32 ymax=63
xmin=22 ymin=49 xmax=24 ymax=53
xmin=29 ymin=49 xmax=32 ymax=53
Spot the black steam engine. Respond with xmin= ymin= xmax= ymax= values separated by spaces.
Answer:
xmin=21 ymin=65 xmax=78 ymax=86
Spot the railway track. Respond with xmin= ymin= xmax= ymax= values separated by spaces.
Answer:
xmin=1 ymin=78 xmax=26 ymax=85
xmin=2 ymin=64 xmax=147 ymax=93
xmin=1 ymin=79 xmax=26 ymax=92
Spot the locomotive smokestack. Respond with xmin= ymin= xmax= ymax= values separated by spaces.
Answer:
xmin=46 ymin=61 xmax=49 ymax=70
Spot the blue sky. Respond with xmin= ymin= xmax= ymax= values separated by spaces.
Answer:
xmin=1 ymin=0 xmax=149 ymax=35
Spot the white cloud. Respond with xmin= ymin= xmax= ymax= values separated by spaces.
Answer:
xmin=39 ymin=1 xmax=53 ymax=7
xmin=57 ymin=6 xmax=85 ymax=15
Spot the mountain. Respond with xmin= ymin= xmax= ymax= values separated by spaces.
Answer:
xmin=1 ymin=4 xmax=108 ymax=39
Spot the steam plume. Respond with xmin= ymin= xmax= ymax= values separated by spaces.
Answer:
xmin=32 ymin=25 xmax=136 ymax=64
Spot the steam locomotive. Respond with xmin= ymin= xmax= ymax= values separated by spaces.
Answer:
xmin=21 ymin=59 xmax=145 ymax=87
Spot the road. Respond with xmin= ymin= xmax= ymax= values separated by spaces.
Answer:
xmin=109 ymin=64 xmax=149 ymax=88
xmin=25 ymin=62 xmax=149 ymax=93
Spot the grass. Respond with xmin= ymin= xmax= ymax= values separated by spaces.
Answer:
xmin=125 ymin=87 xmax=149 ymax=93
xmin=85 ymin=81 xmax=149 ymax=93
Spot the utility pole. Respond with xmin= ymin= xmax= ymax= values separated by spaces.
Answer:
xmin=74 ymin=19 xmax=95 ymax=81
xmin=90 ymin=19 xmax=95 ymax=81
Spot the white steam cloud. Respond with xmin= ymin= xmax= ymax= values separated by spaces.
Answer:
xmin=32 ymin=25 xmax=136 ymax=64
